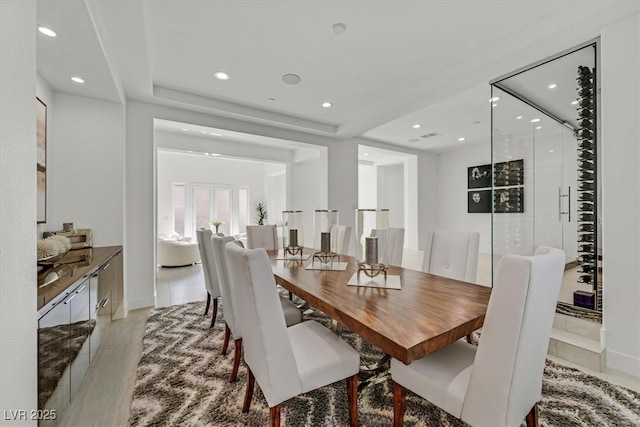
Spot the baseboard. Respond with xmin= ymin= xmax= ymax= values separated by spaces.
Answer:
xmin=606 ymin=348 xmax=640 ymax=377
xmin=127 ymin=296 xmax=156 ymax=311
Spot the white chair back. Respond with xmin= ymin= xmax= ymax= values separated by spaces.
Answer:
xmin=388 ymin=227 xmax=405 ymax=266
xmin=225 ymin=243 xmax=302 ymax=407
xmin=245 ymin=225 xmax=279 ymax=250
xmin=329 ymin=224 xmax=352 ymax=255
xmin=461 ymin=246 xmax=565 ymax=427
xmin=195 ymin=229 xmax=221 ymax=298
xmin=422 ymin=230 xmax=480 ymax=282
xmin=211 ymin=235 xmax=240 ymax=337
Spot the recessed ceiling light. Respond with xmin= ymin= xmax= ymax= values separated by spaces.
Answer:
xmin=321 ymin=102 xmax=332 ymax=108
xmin=536 ymin=126 xmax=542 ymax=130
xmin=548 ymin=149 xmax=555 ymax=153
xmin=70 ymin=76 xmax=84 ymax=84
xmin=458 ymin=137 xmax=466 ymax=142
xmin=571 ymin=100 xmax=579 ymax=105
xmin=181 ymin=128 xmax=189 ymax=131
xmin=516 ymin=116 xmax=523 ymax=119
xmin=213 ymin=71 xmax=230 ymax=80
xmin=38 ymin=26 xmax=57 ymax=37
xmin=489 ymin=97 xmax=500 ymax=102
xmin=363 ymin=153 xmax=369 ymax=156
xmin=508 ymin=156 xmax=514 ymax=159
xmin=201 ymin=131 xmax=207 ymax=134
xmin=412 ymin=124 xmax=421 ymax=129
xmin=282 ymin=73 xmax=302 ymax=85
xmin=472 ymin=120 xmax=481 ymax=125
xmin=408 ymin=138 xmax=420 ymax=143
xmin=331 ymin=23 xmax=347 ymax=35
xmin=208 ymin=132 xmax=221 ymax=136
xmin=530 ymin=118 xmax=541 ymax=123
xmin=548 ymin=83 xmax=558 ymax=89
xmin=268 ymin=97 xmax=276 ymax=102
xmin=491 ymin=103 xmax=498 ymax=107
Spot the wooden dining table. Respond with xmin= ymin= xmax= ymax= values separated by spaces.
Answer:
xmin=268 ymin=250 xmax=492 ymax=365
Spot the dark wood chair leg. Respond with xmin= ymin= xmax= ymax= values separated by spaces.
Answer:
xmin=288 ymin=290 xmax=293 ymax=300
xmin=269 ymin=405 xmax=281 ymax=427
xmin=242 ymin=367 xmax=255 ymax=413
xmin=221 ymin=324 xmax=231 ymax=355
xmin=525 ymin=403 xmax=539 ymax=427
xmin=466 ymin=333 xmax=475 ymax=345
xmin=204 ymin=293 xmax=211 ymax=315
xmin=393 ymin=381 xmax=406 ymax=427
xmin=210 ymin=297 xmax=218 ymax=328
xmin=230 ymin=338 xmax=242 ymax=383
xmin=347 ymin=374 xmax=358 ymax=427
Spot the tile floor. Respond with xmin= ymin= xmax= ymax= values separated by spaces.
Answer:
xmin=61 ymin=256 xmax=639 ymax=426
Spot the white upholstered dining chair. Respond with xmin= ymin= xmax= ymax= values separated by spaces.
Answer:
xmin=195 ymin=229 xmax=221 ymax=327
xmin=245 ymin=224 xmax=279 ymax=250
xmin=211 ymin=235 xmax=302 ymax=382
xmin=391 ymin=246 xmax=565 ymax=427
xmin=422 ymin=230 xmax=480 ymax=283
xmin=388 ymin=227 xmax=405 ymax=266
xmin=225 ymin=243 xmax=360 ymax=427
xmin=329 ymin=224 xmax=352 ymax=255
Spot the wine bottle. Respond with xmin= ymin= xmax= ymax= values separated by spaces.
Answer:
xmin=579 ymin=202 xmax=594 ymax=211
xmin=579 ymin=150 xmax=595 ymax=160
xmin=578 ymin=265 xmax=596 ymax=274
xmin=578 ymin=244 xmax=593 ymax=253
xmin=579 ymin=223 xmax=595 ymax=232
xmin=578 ymin=254 xmax=595 ymax=263
xmin=578 ymin=182 xmax=595 ymax=192
xmin=578 ymin=275 xmax=593 ymax=284
xmin=579 ymin=234 xmax=594 ymax=242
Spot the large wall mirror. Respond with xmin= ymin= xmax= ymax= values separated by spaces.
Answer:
xmin=490 ymin=42 xmax=600 ymax=314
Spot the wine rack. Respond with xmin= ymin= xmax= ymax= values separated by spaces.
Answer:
xmin=575 ymin=65 xmax=599 ymax=310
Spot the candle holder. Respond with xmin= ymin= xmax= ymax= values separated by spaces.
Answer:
xmin=355 ymin=209 xmax=389 ymax=279
xmin=312 ymin=210 xmax=340 ymax=266
xmin=282 ymin=210 xmax=304 ymax=257
xmin=312 ymin=231 xmax=340 ymax=266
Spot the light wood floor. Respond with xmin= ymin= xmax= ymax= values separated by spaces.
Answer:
xmin=61 ymin=261 xmax=639 ymax=426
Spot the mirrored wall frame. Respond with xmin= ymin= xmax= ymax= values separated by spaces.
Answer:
xmin=489 ymin=41 xmax=601 ymax=314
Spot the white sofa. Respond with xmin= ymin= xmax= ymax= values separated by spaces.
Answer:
xmin=157 ymin=234 xmax=201 ymax=267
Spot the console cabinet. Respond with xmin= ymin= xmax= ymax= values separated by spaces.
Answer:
xmin=37 ymin=246 xmax=122 ymax=426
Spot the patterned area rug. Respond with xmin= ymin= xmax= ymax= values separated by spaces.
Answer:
xmin=129 ymin=301 xmax=639 ymax=426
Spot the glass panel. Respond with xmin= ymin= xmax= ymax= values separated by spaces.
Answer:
xmin=491 ymin=43 xmax=599 ymax=311
xmin=213 ymin=188 xmax=231 ymax=236
xmin=238 ymin=187 xmax=249 ymax=236
xmin=193 ymin=186 xmax=211 ymax=236
xmin=172 ymin=183 xmax=185 ymax=236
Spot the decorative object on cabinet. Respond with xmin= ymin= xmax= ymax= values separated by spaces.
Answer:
xmin=44 ymin=223 xmax=92 ymax=249
xmin=574 ymin=64 xmax=598 ymax=311
xmin=210 ymin=219 xmax=224 ymax=234
xmin=37 ymin=97 xmax=47 ymax=224
xmin=37 ymin=235 xmax=72 ymax=267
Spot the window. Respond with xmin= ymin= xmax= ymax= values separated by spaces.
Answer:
xmin=174 ymin=183 xmax=248 ymax=239
xmin=172 ymin=183 xmax=185 ymax=236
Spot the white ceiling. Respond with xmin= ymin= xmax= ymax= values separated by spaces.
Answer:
xmin=35 ymin=1 xmax=638 ymax=156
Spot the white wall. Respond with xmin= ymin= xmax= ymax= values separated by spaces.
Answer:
xmin=156 ymin=150 xmax=267 ymax=236
xmin=39 ymin=93 xmax=124 ymax=246
xmin=600 ymin=12 xmax=640 ymax=376
xmin=378 ymin=163 xmax=405 ymax=229
xmin=290 ymin=152 xmax=328 ymax=247
xmin=436 ymin=143 xmax=493 ymax=253
xmin=0 ymin=1 xmax=38 ymax=422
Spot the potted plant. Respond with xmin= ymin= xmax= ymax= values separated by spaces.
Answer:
xmin=255 ymin=202 xmax=267 ymax=225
